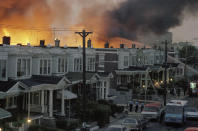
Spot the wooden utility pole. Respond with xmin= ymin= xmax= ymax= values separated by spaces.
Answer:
xmin=164 ymin=40 xmax=168 ymax=106
xmin=75 ymin=30 xmax=92 ymax=127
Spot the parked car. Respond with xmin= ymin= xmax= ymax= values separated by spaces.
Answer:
xmin=141 ymin=102 xmax=164 ymax=121
xmin=108 ymin=125 xmax=126 ymax=131
xmin=121 ymin=115 xmax=148 ymax=131
xmin=185 ymin=107 xmax=198 ymax=120
xmin=185 ymin=127 xmax=198 ymax=131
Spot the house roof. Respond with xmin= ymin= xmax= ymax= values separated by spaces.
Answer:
xmin=97 ymin=72 xmax=111 ymax=77
xmin=20 ymin=75 xmax=63 ymax=87
xmin=0 ymin=80 xmax=18 ymax=92
xmin=65 ymin=72 xmax=97 ymax=82
xmin=0 ymin=108 xmax=12 ymax=119
xmin=117 ymin=66 xmax=148 ymax=72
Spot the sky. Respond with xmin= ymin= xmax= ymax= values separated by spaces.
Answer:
xmin=170 ymin=17 xmax=198 ymax=43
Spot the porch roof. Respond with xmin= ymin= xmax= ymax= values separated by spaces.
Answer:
xmin=57 ymin=90 xmax=77 ymax=100
xmin=65 ymin=72 xmax=98 ymax=82
xmin=0 ymin=80 xmax=18 ymax=92
xmin=0 ymin=108 xmax=12 ymax=119
xmin=20 ymin=75 xmax=63 ymax=87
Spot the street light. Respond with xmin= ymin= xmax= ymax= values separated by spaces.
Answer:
xmin=27 ymin=119 xmax=31 ymax=123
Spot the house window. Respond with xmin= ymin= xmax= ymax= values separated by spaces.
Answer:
xmin=98 ymin=54 xmax=104 ymax=67
xmin=58 ymin=58 xmax=67 ymax=73
xmin=7 ymin=96 xmax=17 ymax=109
xmin=104 ymin=88 xmax=106 ymax=99
xmin=40 ymin=59 xmax=51 ymax=75
xmin=0 ymin=60 xmax=6 ymax=80
xmin=74 ymin=57 xmax=82 ymax=72
xmin=17 ymin=58 xmax=31 ymax=77
xmin=124 ymin=56 xmax=129 ymax=66
xmin=87 ymin=57 xmax=95 ymax=71
xmin=104 ymin=81 xmax=107 ymax=87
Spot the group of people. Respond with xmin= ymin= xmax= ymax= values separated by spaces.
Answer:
xmin=128 ymin=100 xmax=144 ymax=112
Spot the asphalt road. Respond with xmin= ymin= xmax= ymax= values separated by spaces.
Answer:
xmin=96 ymin=97 xmax=198 ymax=131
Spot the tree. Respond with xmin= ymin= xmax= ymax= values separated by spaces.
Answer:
xmin=179 ymin=45 xmax=198 ymax=59
xmin=179 ymin=45 xmax=198 ymax=65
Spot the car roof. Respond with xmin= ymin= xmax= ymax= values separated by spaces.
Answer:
xmin=145 ymin=103 xmax=161 ymax=107
xmin=185 ymin=127 xmax=198 ymax=131
xmin=108 ymin=125 xmax=125 ymax=128
xmin=167 ymin=100 xmax=188 ymax=106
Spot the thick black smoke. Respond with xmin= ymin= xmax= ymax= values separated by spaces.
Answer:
xmin=107 ymin=0 xmax=198 ymax=40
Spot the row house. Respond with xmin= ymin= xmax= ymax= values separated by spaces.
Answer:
xmin=0 ymin=45 xmax=110 ymax=128
xmin=0 ymin=43 xmax=184 ymax=127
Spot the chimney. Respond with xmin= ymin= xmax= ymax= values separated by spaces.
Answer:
xmin=87 ymin=39 xmax=91 ymax=48
xmin=3 ymin=36 xmax=11 ymax=45
xmin=55 ymin=38 xmax=60 ymax=47
xmin=132 ymin=44 xmax=136 ymax=48
xmin=40 ymin=40 xmax=45 ymax=47
xmin=120 ymin=44 xmax=124 ymax=48
xmin=104 ymin=41 xmax=109 ymax=48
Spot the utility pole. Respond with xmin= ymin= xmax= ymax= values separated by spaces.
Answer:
xmin=75 ymin=30 xmax=92 ymax=128
xmin=164 ymin=40 xmax=168 ymax=106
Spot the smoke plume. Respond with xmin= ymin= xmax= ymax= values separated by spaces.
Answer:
xmin=105 ymin=0 xmax=198 ymax=40
xmin=1 ymin=0 xmax=198 ymax=47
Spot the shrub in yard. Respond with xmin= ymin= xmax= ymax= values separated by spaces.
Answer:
xmin=56 ymin=120 xmax=67 ymax=130
xmin=95 ymin=104 xmax=111 ymax=128
xmin=67 ymin=120 xmax=80 ymax=131
xmin=28 ymin=124 xmax=57 ymax=131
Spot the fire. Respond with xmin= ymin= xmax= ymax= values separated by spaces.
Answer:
xmin=1 ymin=27 xmax=54 ymax=45
xmin=3 ymin=28 xmax=9 ymax=36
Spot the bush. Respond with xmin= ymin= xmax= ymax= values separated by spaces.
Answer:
xmin=95 ymin=104 xmax=111 ymax=127
xmin=56 ymin=119 xmax=79 ymax=131
xmin=67 ymin=120 xmax=80 ymax=130
xmin=56 ymin=120 xmax=67 ymax=130
xmin=156 ymin=88 xmax=165 ymax=95
xmin=28 ymin=124 xmax=57 ymax=131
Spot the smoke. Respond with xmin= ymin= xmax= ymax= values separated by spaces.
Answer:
xmin=1 ymin=0 xmax=198 ymax=47
xmin=105 ymin=0 xmax=198 ymax=40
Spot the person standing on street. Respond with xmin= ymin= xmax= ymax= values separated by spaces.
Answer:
xmin=135 ymin=101 xmax=139 ymax=112
xmin=129 ymin=100 xmax=133 ymax=112
xmin=141 ymin=102 xmax=144 ymax=112
xmin=174 ymin=88 xmax=177 ymax=96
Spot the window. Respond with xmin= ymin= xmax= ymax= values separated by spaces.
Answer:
xmin=98 ymin=54 xmax=104 ymax=67
xmin=0 ymin=60 xmax=6 ymax=80
xmin=7 ymin=96 xmax=17 ymax=109
xmin=104 ymin=88 xmax=106 ymax=99
xmin=132 ymin=56 xmax=136 ymax=65
xmin=74 ymin=57 xmax=82 ymax=72
xmin=124 ymin=56 xmax=129 ymax=66
xmin=17 ymin=58 xmax=31 ymax=77
xmin=104 ymin=81 xmax=107 ymax=87
xmin=40 ymin=59 xmax=51 ymax=75
xmin=87 ymin=57 xmax=95 ymax=71
xmin=58 ymin=58 xmax=67 ymax=73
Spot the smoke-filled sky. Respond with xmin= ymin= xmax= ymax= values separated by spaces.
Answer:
xmin=0 ymin=0 xmax=198 ymax=47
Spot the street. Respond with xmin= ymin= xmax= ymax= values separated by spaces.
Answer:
xmin=96 ymin=97 xmax=198 ymax=131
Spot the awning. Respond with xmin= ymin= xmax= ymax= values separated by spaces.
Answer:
xmin=57 ymin=90 xmax=77 ymax=100
xmin=0 ymin=108 xmax=12 ymax=119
